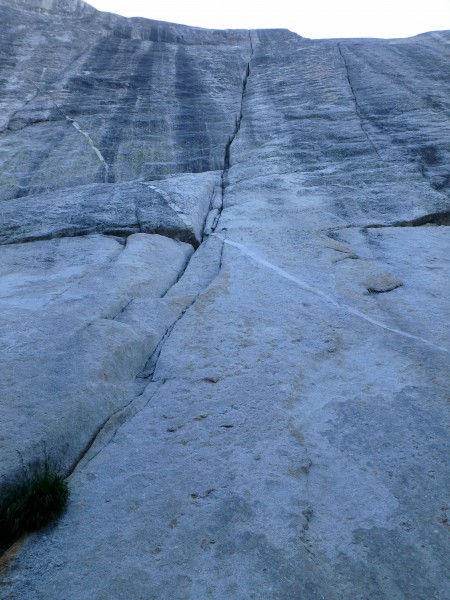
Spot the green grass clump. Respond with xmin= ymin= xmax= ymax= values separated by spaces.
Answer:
xmin=0 ymin=459 xmax=69 ymax=551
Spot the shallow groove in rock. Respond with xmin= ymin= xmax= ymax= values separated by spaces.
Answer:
xmin=337 ymin=43 xmax=383 ymax=161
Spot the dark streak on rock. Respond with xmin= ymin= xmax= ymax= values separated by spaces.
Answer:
xmin=365 ymin=211 xmax=450 ymax=228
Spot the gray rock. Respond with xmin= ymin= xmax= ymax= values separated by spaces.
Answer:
xmin=0 ymin=171 xmax=222 ymax=247
xmin=0 ymin=233 xmax=194 ymax=487
xmin=0 ymin=0 xmax=251 ymax=198
xmin=0 ymin=1 xmax=449 ymax=599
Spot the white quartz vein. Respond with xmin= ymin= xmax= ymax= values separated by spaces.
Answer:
xmin=217 ymin=235 xmax=449 ymax=354
xmin=66 ymin=117 xmax=109 ymax=182
xmin=140 ymin=183 xmax=194 ymax=230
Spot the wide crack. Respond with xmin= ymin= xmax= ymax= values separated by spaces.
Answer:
xmin=210 ymin=32 xmax=254 ymax=240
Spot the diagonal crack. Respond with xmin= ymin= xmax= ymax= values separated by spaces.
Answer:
xmin=66 ymin=382 xmax=164 ymax=477
xmin=365 ymin=211 xmax=450 ymax=227
xmin=325 ymin=210 xmax=450 ymax=233
xmin=68 ymin=118 xmax=110 ymax=182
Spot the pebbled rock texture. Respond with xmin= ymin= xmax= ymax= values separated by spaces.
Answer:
xmin=0 ymin=1 xmax=449 ymax=598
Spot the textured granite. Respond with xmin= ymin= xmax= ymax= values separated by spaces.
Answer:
xmin=0 ymin=1 xmax=449 ymax=598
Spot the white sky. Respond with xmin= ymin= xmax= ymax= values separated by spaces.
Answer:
xmin=86 ymin=0 xmax=450 ymax=39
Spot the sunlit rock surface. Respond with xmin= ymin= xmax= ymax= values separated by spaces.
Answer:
xmin=0 ymin=0 xmax=449 ymax=598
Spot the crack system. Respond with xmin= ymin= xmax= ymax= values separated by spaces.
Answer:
xmin=66 ymin=37 xmax=255 ymax=478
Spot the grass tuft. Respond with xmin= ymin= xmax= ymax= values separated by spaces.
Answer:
xmin=0 ymin=458 xmax=69 ymax=551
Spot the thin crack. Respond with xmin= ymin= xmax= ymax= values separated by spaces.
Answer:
xmin=218 ymin=234 xmax=225 ymax=273
xmin=112 ymin=299 xmax=134 ymax=320
xmin=134 ymin=199 xmax=143 ymax=233
xmin=137 ymin=258 xmax=219 ymax=380
xmin=324 ymin=210 xmax=450 ymax=232
xmin=67 ymin=382 xmax=164 ymax=476
xmin=337 ymin=44 xmax=383 ymax=161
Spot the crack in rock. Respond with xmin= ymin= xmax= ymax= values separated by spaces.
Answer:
xmin=367 ymin=211 xmax=450 ymax=228
xmin=205 ymin=32 xmax=255 ymax=240
xmin=337 ymin=43 xmax=383 ymax=161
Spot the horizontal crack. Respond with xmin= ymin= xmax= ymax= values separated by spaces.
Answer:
xmin=324 ymin=210 xmax=450 ymax=234
xmin=0 ymin=224 xmax=202 ymax=248
xmin=0 ymin=228 xmax=139 ymax=245
xmin=373 ymin=211 xmax=450 ymax=227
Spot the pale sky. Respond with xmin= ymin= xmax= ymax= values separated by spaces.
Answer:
xmin=86 ymin=0 xmax=450 ymax=39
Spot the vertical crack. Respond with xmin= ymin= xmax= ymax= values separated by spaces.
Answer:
xmin=337 ymin=44 xmax=383 ymax=161
xmin=209 ymin=33 xmax=255 ymax=237
xmin=129 ymin=36 xmax=256 ymax=383
xmin=134 ymin=199 xmax=143 ymax=233
xmin=223 ymin=53 xmax=252 ymax=171
xmin=218 ymin=234 xmax=225 ymax=272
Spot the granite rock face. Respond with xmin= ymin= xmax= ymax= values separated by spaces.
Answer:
xmin=1 ymin=0 xmax=250 ymax=198
xmin=0 ymin=1 xmax=449 ymax=598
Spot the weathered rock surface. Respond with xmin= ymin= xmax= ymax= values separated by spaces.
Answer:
xmin=0 ymin=0 xmax=449 ymax=598
xmin=0 ymin=0 xmax=250 ymax=197
xmin=0 ymin=171 xmax=222 ymax=247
